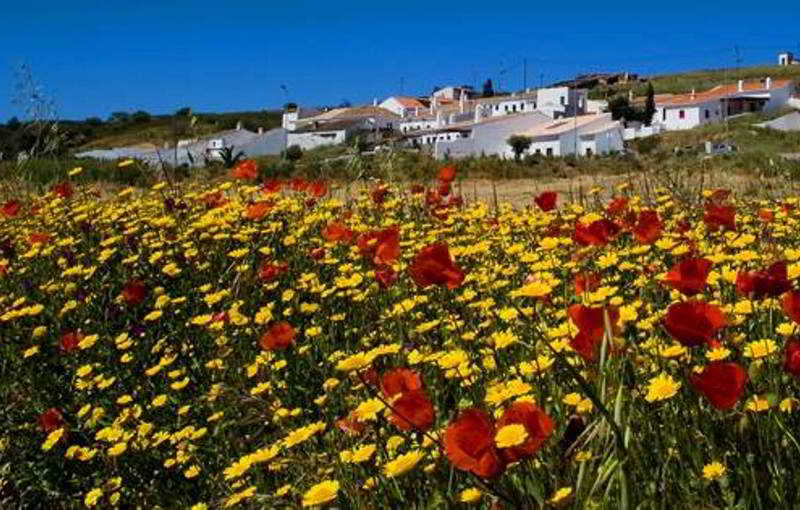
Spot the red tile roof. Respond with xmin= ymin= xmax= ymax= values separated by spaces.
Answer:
xmin=657 ymin=79 xmax=793 ymax=106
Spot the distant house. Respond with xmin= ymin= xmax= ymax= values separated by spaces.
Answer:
xmin=653 ymin=78 xmax=796 ymax=131
xmin=379 ymin=96 xmax=427 ymax=117
xmin=282 ymin=106 xmax=322 ymax=130
xmin=284 ymin=106 xmax=400 ymax=151
xmin=474 ymin=87 xmax=588 ymax=119
xmin=779 ymin=52 xmax=797 ymax=66
xmin=432 ymin=86 xmax=473 ymax=101
xmin=515 ymin=113 xmax=623 ymax=157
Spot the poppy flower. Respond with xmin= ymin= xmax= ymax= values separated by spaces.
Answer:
xmin=381 ymin=368 xmax=423 ymax=398
xmin=0 ymin=263 xmax=7 ymax=277
xmin=201 ymin=190 xmax=228 ymax=209
xmin=690 ymin=361 xmax=748 ymax=410
xmin=568 ymin=305 xmax=620 ymax=362
xmin=573 ymin=272 xmax=602 ymax=295
xmin=782 ymin=290 xmax=800 ymax=325
xmin=290 ymin=178 xmax=308 ymax=192
xmin=437 ymin=182 xmax=451 ymax=197
xmin=51 ymin=182 xmax=74 ymax=199
xmin=60 ymin=331 xmax=84 ymax=353
xmin=358 ymin=227 xmax=400 ymax=266
xmin=337 ymin=411 xmax=366 ymax=436
xmin=409 ymin=184 xmax=425 ymax=194
xmin=758 ymin=209 xmax=774 ymax=222
xmin=663 ymin=258 xmax=713 ymax=297
xmin=704 ymin=203 xmax=736 ymax=232
xmin=259 ymin=261 xmax=288 ymax=282
xmin=245 ymin=201 xmax=272 ymax=220
xmin=389 ymin=390 xmax=436 ymax=431
xmin=534 ymin=192 xmax=557 ymax=212
xmin=709 ymin=189 xmax=731 ymax=203
xmin=259 ymin=322 xmax=296 ymax=351
xmin=438 ymin=165 xmax=456 ymax=183
xmin=263 ymin=178 xmax=283 ymax=194
xmin=323 ymin=222 xmax=355 ymax=243
xmin=495 ymin=402 xmax=554 ymax=463
xmin=409 ymin=243 xmax=465 ymax=289
xmin=606 ymin=197 xmax=629 ymax=216
xmin=663 ymin=301 xmax=725 ymax=347
xmin=675 ymin=219 xmax=692 ymax=234
xmin=38 ymin=408 xmax=65 ymax=433
xmin=29 ymin=232 xmax=51 ymax=246
xmin=372 ymin=185 xmax=390 ymax=205
xmin=573 ymin=219 xmax=620 ymax=247
xmin=444 ymin=408 xmax=505 ymax=479
xmin=1 ymin=200 xmax=21 ymax=218
xmin=310 ymin=247 xmax=326 ymax=260
xmin=784 ymin=338 xmax=800 ymax=377
xmin=122 ymin=279 xmax=147 ymax=306
xmin=632 ymin=210 xmax=663 ymax=244
xmin=375 ymin=266 xmax=397 ymax=288
xmin=425 ymin=190 xmax=443 ymax=208
xmin=308 ymin=180 xmax=328 ymax=198
xmin=231 ymin=160 xmax=259 ymax=180
xmin=736 ymin=261 xmax=791 ymax=299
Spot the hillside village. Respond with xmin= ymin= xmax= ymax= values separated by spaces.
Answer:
xmin=72 ymin=53 xmax=800 ymax=167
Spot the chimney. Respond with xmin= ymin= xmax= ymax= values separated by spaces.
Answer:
xmin=415 ymin=107 xmax=419 ymax=116
xmin=459 ymin=93 xmax=466 ymax=114
xmin=257 ymin=127 xmax=263 ymax=134
xmin=430 ymin=98 xmax=435 ymax=114
xmin=474 ymin=106 xmax=482 ymax=123
xmin=236 ymin=121 xmax=242 ymax=131
xmin=738 ymin=80 xmax=744 ymax=92
xmin=766 ymin=77 xmax=772 ymax=89
xmin=691 ymin=88 xmax=696 ymax=99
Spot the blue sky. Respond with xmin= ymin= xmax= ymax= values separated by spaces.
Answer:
xmin=2 ymin=0 xmax=799 ymax=122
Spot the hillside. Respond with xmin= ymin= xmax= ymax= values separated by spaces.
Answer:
xmin=587 ymin=64 xmax=800 ymax=99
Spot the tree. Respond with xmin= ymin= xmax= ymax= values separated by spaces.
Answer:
xmin=609 ymin=96 xmax=635 ymax=122
xmin=643 ymin=83 xmax=656 ymax=127
xmin=6 ymin=117 xmax=21 ymax=130
xmin=284 ymin=144 xmax=303 ymax=161
xmin=131 ymin=110 xmax=151 ymax=123
xmin=109 ymin=111 xmax=130 ymax=123
xmin=483 ymin=79 xmax=494 ymax=98
xmin=507 ymin=135 xmax=533 ymax=160
xmin=85 ymin=117 xmax=103 ymax=126
xmin=175 ymin=107 xmax=192 ymax=117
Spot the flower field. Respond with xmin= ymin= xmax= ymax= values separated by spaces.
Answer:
xmin=4 ymin=163 xmax=800 ymax=509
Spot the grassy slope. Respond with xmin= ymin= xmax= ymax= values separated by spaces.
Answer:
xmin=588 ymin=65 xmax=800 ymax=99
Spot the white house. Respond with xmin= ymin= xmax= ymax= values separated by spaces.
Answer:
xmin=430 ymin=112 xmax=553 ymax=159
xmin=286 ymin=119 xmax=366 ymax=151
xmin=282 ymin=106 xmax=322 ymax=130
xmin=432 ymin=86 xmax=473 ymax=101
xmin=474 ymin=87 xmax=589 ymax=119
xmin=379 ymin=96 xmax=427 ymax=118
xmin=516 ymin=114 xmax=624 ymax=157
xmin=653 ymin=78 xmax=796 ymax=131
xmin=779 ymin=52 xmax=797 ymax=66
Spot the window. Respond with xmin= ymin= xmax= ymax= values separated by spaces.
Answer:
xmin=560 ymin=96 xmax=565 ymax=105
xmin=495 ymin=105 xmax=499 ymax=111
xmin=679 ymin=110 xmax=685 ymax=119
xmin=662 ymin=109 xmax=666 ymax=121
xmin=520 ymin=103 xmax=525 ymax=110
xmin=512 ymin=105 xmax=517 ymax=112
xmin=585 ymin=148 xmax=592 ymax=156
xmin=546 ymin=147 xmax=553 ymax=156
xmin=535 ymin=148 xmax=541 ymax=155
xmin=704 ymin=110 xmax=709 ymax=119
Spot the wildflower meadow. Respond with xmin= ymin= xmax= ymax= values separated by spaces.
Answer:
xmin=3 ymin=162 xmax=800 ymax=509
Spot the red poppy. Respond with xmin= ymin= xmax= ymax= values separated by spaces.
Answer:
xmin=437 ymin=181 xmax=451 ymax=197
xmin=389 ymin=390 xmax=436 ymax=431
xmin=573 ymin=272 xmax=602 ymax=295
xmin=52 ymin=182 xmax=74 ymax=199
xmin=322 ymin=222 xmax=355 ymax=243
xmin=690 ymin=361 xmax=748 ymax=410
xmin=438 ymin=165 xmax=456 ymax=183
xmin=704 ymin=203 xmax=736 ymax=232
xmin=358 ymin=227 xmax=400 ymax=266
xmin=308 ymin=180 xmax=328 ymax=198
xmin=231 ymin=160 xmax=259 ymax=180
xmin=758 ymin=209 xmax=774 ymax=222
xmin=663 ymin=258 xmax=713 ymax=297
xmin=0 ymin=263 xmax=7 ymax=277
xmin=409 ymin=184 xmax=425 ymax=194
xmin=568 ymin=305 xmax=620 ymax=362
xmin=409 ymin=243 xmax=465 ymax=289
xmin=783 ymin=290 xmax=800 ymax=324
xmin=736 ymin=261 xmax=791 ymax=299
xmin=534 ymin=192 xmax=557 ymax=212
xmin=201 ymin=190 xmax=228 ymax=209
xmin=573 ymin=219 xmax=621 ymax=246
xmin=372 ymin=185 xmax=390 ymax=205
xmin=444 ymin=408 xmax=505 ymax=479
xmin=337 ymin=411 xmax=366 ymax=436
xmin=785 ymin=338 xmax=800 ymax=378
xmin=122 ymin=279 xmax=147 ymax=306
xmin=632 ymin=210 xmax=663 ymax=244
xmin=38 ymin=408 xmax=65 ymax=433
xmin=28 ymin=232 xmax=51 ymax=245
xmin=310 ymin=247 xmax=326 ymax=260
xmin=375 ymin=266 xmax=397 ymax=288
xmin=259 ymin=261 xmax=288 ymax=282
xmin=60 ymin=331 xmax=84 ymax=353
xmin=245 ymin=201 xmax=273 ymax=220
xmin=663 ymin=301 xmax=725 ymax=347
xmin=606 ymin=197 xmax=629 ymax=216
xmin=676 ymin=219 xmax=692 ymax=234
xmin=496 ymin=402 xmax=554 ymax=463
xmin=425 ymin=190 xmax=443 ymax=208
xmin=212 ymin=311 xmax=229 ymax=324
xmin=381 ymin=368 xmax=423 ymax=398
xmin=2 ymin=200 xmax=21 ymax=218
xmin=263 ymin=178 xmax=283 ymax=194
xmin=709 ymin=189 xmax=731 ymax=203
xmin=290 ymin=178 xmax=308 ymax=192
xmin=782 ymin=203 xmax=796 ymax=215
xmin=259 ymin=322 xmax=296 ymax=351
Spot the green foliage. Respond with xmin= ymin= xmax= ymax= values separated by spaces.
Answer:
xmin=217 ymin=146 xmax=246 ymax=169
xmin=507 ymin=135 xmax=533 ymax=160
xmin=284 ymin=145 xmax=303 ymax=162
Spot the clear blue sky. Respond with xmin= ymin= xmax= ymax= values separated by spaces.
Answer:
xmin=2 ymin=0 xmax=799 ymax=122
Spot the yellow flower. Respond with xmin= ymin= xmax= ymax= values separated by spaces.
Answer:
xmin=383 ymin=450 xmax=425 ymax=478
xmin=517 ymin=280 xmax=552 ymax=298
xmin=459 ymin=488 xmax=482 ymax=503
xmin=184 ymin=465 xmax=201 ymax=478
xmin=706 ymin=347 xmax=731 ymax=361
xmin=144 ymin=310 xmax=162 ymax=322
xmin=350 ymin=444 xmax=376 ymax=463
xmin=302 ymin=480 xmax=339 ymax=507
xmin=644 ymin=373 xmax=681 ymax=402
xmin=107 ymin=442 xmax=127 ymax=457
xmin=353 ymin=398 xmax=385 ymax=422
xmin=41 ymin=427 xmax=65 ymax=451
xmin=494 ymin=423 xmax=528 ymax=448
xmin=745 ymin=395 xmax=770 ymax=413
xmin=118 ymin=159 xmax=135 ymax=167
xmin=703 ymin=461 xmax=726 ymax=481
xmin=548 ymin=487 xmax=574 ymax=505
xmin=68 ymin=166 xmax=83 ymax=176
xmin=743 ymin=339 xmax=778 ymax=359
xmin=84 ymin=487 xmax=104 ymax=507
